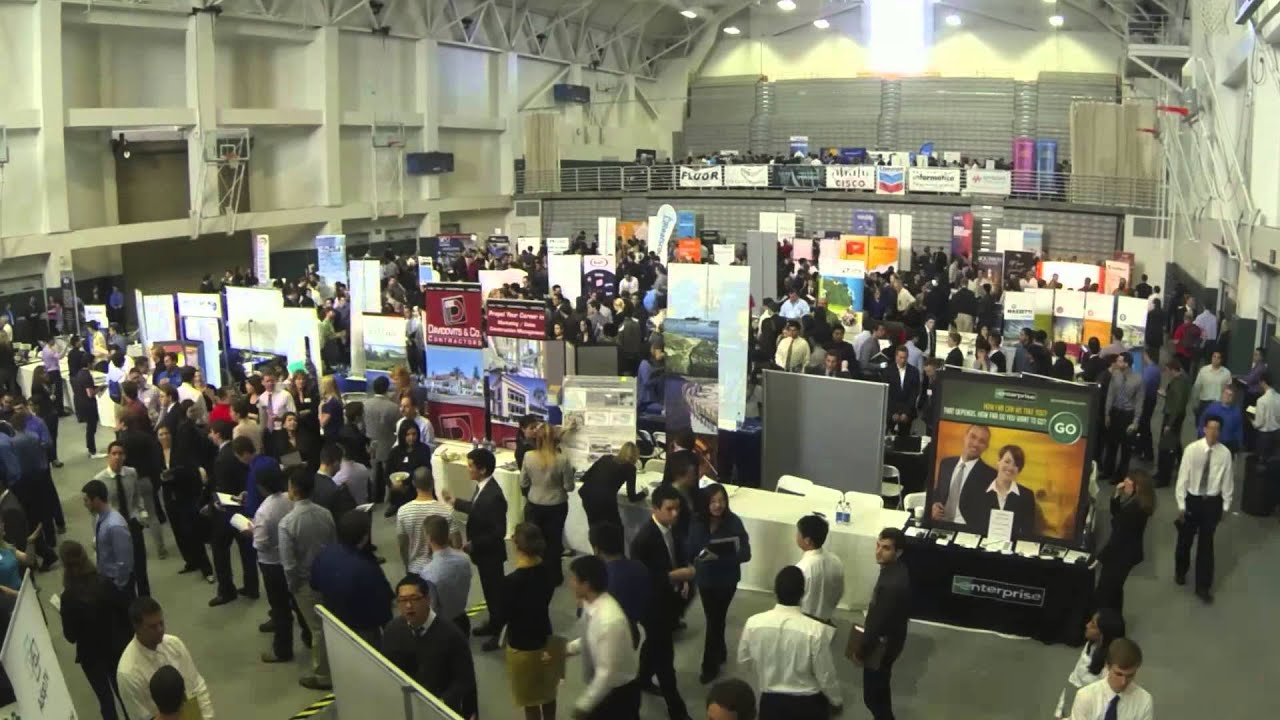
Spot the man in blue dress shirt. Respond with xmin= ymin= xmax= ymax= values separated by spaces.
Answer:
xmin=82 ymin=479 xmax=135 ymax=595
xmin=589 ymin=522 xmax=650 ymax=627
xmin=1197 ymin=385 xmax=1245 ymax=454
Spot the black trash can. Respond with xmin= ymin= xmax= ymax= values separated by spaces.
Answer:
xmin=1241 ymin=454 xmax=1276 ymax=517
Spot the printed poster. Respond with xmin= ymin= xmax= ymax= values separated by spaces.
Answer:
xmin=675 ymin=239 xmax=703 ymax=263
xmin=486 ymin=298 xmax=547 ymax=340
xmin=582 ymin=255 xmax=617 ymax=298
xmin=1083 ymin=294 xmax=1117 ymax=351
xmin=951 ymin=212 xmax=974 ymax=260
xmin=315 ymin=234 xmax=348 ymax=290
xmin=867 ymin=236 xmax=899 ymax=274
xmin=1104 ymin=260 xmax=1132 ymax=295
xmin=975 ymin=252 xmax=1005 ymax=294
xmin=363 ymin=314 xmax=408 ymax=377
xmin=1115 ymin=296 xmax=1148 ymax=348
xmin=1002 ymin=291 xmax=1035 ymax=343
xmin=423 ymin=282 xmax=483 ymax=348
xmin=560 ymin=376 xmax=638 ymax=477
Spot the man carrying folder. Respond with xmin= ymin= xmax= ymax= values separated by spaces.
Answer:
xmin=849 ymin=528 xmax=911 ymax=720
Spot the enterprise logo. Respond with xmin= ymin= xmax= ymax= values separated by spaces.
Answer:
xmin=951 ymin=575 xmax=1045 ymax=607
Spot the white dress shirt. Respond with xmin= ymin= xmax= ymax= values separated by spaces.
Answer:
xmin=1192 ymin=365 xmax=1232 ymax=403
xmin=986 ymin=480 xmax=1021 ymax=510
xmin=257 ymin=389 xmax=297 ymax=431
xmin=567 ymin=592 xmax=639 ymax=713
xmin=896 ymin=288 xmax=915 ymax=312
xmin=779 ymin=297 xmax=811 ymax=320
xmin=1069 ymin=677 xmax=1153 ymax=720
xmin=737 ymin=604 xmax=841 ymax=705
xmin=1175 ymin=437 xmax=1234 ymax=512
xmin=117 ymin=635 xmax=215 ymax=720
xmin=1254 ymin=388 xmax=1280 ymax=432
xmin=795 ymin=548 xmax=844 ymax=622
xmin=177 ymin=383 xmax=207 ymax=422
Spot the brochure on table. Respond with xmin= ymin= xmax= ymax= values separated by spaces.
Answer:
xmin=560 ymin=376 xmax=637 ymax=477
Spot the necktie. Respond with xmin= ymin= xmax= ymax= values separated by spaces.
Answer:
xmin=662 ymin=528 xmax=675 ymax=566
xmin=114 ymin=473 xmax=131 ymax=522
xmin=945 ymin=461 xmax=966 ymax=520
xmin=1104 ymin=694 xmax=1119 ymax=720
xmin=785 ymin=339 xmax=796 ymax=371
xmin=263 ymin=393 xmax=274 ymax=430
xmin=1198 ymin=449 xmax=1211 ymax=496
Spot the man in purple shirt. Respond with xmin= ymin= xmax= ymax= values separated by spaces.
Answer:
xmin=40 ymin=339 xmax=65 ymax=414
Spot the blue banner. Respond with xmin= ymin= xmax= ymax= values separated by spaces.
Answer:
xmin=852 ymin=210 xmax=877 ymax=236
xmin=676 ymin=211 xmax=697 ymax=239
xmin=315 ymin=234 xmax=348 ymax=290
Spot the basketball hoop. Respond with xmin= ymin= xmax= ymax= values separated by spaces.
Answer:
xmin=222 ymin=150 xmax=241 ymax=169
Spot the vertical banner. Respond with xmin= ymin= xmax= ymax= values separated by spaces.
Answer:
xmin=867 ymin=236 xmax=900 ymax=274
xmin=1013 ymin=136 xmax=1036 ymax=192
xmin=852 ymin=210 xmax=878 ymax=235
xmin=254 ymin=233 xmax=271 ymax=283
xmin=363 ymin=314 xmax=409 ymax=380
xmin=549 ymin=255 xmax=584 ymax=305
xmin=889 ymin=213 xmax=913 ymax=273
xmin=84 ymin=304 xmax=109 ymax=329
xmin=436 ymin=234 xmax=469 ymax=270
xmin=663 ymin=317 xmax=720 ymax=436
xmin=1031 ymin=287 xmax=1055 ymax=335
xmin=1115 ymin=296 xmax=1149 ymax=348
xmin=142 ymin=294 xmax=178 ymax=343
xmin=182 ymin=316 xmax=224 ymax=385
xmin=1003 ymin=250 xmax=1037 ymax=291
xmin=486 ymin=235 xmax=511 ymax=258
xmin=60 ymin=270 xmax=79 ymax=335
xmin=597 ymin=217 xmax=617 ymax=259
xmin=315 ymin=234 xmax=348 ymax=291
xmin=715 ymin=266 xmax=752 ymax=430
xmin=1 ymin=574 xmax=78 ymax=720
xmin=996 ymin=228 xmax=1025 ymax=253
xmin=1002 ymin=291 xmax=1035 ymax=343
xmin=676 ymin=211 xmax=697 ymax=240
xmin=654 ymin=204 xmax=678 ymax=265
xmin=582 ymin=255 xmax=617 ymax=297
xmin=951 ymin=212 xmax=974 ymax=260
xmin=789 ymin=135 xmax=809 ymax=155
xmin=975 ymin=252 xmax=1005 ymax=294
xmin=424 ymin=282 xmax=485 ymax=442
xmin=1103 ymin=260 xmax=1132 ymax=294
xmin=1052 ymin=290 xmax=1087 ymax=359
xmin=1083 ymin=293 xmax=1117 ymax=350
xmin=1021 ymin=223 xmax=1044 ymax=257
xmin=668 ymin=264 xmax=710 ymax=320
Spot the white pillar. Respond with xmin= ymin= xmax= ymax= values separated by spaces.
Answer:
xmin=496 ymin=52 xmax=520 ymax=196
xmin=186 ymin=10 xmax=219 ymax=233
xmin=312 ymin=26 xmax=343 ymax=208
xmin=415 ymin=39 xmax=442 ymax=202
xmin=35 ymin=0 xmax=69 ymax=233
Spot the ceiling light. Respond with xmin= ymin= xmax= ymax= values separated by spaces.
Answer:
xmin=945 ymin=13 xmax=961 ymax=26
xmin=723 ymin=25 xmax=741 ymax=35
xmin=777 ymin=0 xmax=796 ymax=10
xmin=813 ymin=18 xmax=830 ymax=29
xmin=1049 ymin=14 xmax=1064 ymax=26
xmin=1042 ymin=0 xmax=1056 ymax=3
xmin=680 ymin=9 xmax=697 ymax=19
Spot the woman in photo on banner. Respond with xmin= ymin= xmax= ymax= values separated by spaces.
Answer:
xmin=962 ymin=444 xmax=1037 ymax=538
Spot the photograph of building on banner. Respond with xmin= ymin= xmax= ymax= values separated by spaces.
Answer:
xmin=425 ymin=345 xmax=485 ymax=442
xmin=925 ymin=373 xmax=1097 ymax=547
xmin=485 ymin=337 xmax=544 ymax=378
xmin=362 ymin=314 xmax=409 ymax=379
xmin=561 ymin=376 xmax=638 ymax=477
xmin=1115 ymin=296 xmax=1148 ymax=349
xmin=488 ymin=372 xmax=550 ymax=446
xmin=1052 ymin=290 xmax=1087 ymax=360
xmin=1002 ymin=291 xmax=1035 ymax=344
xmin=663 ymin=318 xmax=720 ymax=436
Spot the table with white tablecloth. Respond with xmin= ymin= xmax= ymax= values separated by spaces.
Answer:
xmin=431 ymin=442 xmax=523 ymax=537
xmin=17 ymin=361 xmax=114 ymax=426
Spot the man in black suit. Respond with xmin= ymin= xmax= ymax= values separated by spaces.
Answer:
xmin=930 ymin=424 xmax=997 ymax=526
xmin=807 ymin=353 xmax=853 ymax=379
xmin=854 ymin=528 xmax=911 ymax=720
xmin=883 ymin=347 xmax=921 ymax=437
xmin=630 ymin=484 xmax=694 ymax=720
xmin=443 ymin=447 xmax=508 ymax=652
xmin=208 ymin=422 xmax=257 ymax=606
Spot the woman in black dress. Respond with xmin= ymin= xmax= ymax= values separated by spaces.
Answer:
xmin=57 ymin=540 xmax=132 ymax=720
xmin=577 ymin=442 xmax=646 ymax=530
xmin=384 ymin=422 xmax=431 ymax=512
xmin=1094 ymin=468 xmax=1154 ymax=613
xmin=496 ymin=523 xmax=559 ymax=719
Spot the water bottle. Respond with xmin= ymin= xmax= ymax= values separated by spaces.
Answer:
xmin=836 ymin=498 xmax=850 ymax=525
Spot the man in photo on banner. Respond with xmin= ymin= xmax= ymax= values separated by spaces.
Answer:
xmin=931 ymin=425 xmax=997 ymax=525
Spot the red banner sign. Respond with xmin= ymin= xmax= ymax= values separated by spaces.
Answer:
xmin=424 ymin=282 xmax=483 ymax=348
xmin=486 ymin=299 xmax=546 ymax=340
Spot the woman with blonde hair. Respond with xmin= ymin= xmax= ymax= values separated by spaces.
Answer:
xmin=519 ymin=423 xmax=575 ymax=587
xmin=317 ymin=374 xmax=344 ymax=440
xmin=496 ymin=523 xmax=561 ymax=719
xmin=577 ymin=442 xmax=646 ymax=530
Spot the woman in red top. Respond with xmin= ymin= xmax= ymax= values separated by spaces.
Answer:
xmin=208 ymin=385 xmax=234 ymax=425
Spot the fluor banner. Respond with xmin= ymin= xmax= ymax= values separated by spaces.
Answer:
xmin=926 ymin=372 xmax=1097 ymax=547
xmin=423 ymin=282 xmax=483 ymax=348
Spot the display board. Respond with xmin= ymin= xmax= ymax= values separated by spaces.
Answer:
xmin=761 ymin=371 xmax=886 ymax=495
xmin=141 ymin=294 xmax=177 ymax=346
xmin=176 ymin=293 xmax=222 ymax=319
xmin=925 ymin=372 xmax=1097 ymax=548
xmin=1083 ymin=293 xmax=1117 ymax=349
xmin=363 ymin=314 xmax=407 ymax=379
xmin=315 ymin=234 xmax=348 ymax=292
xmin=423 ymin=282 xmax=484 ymax=442
xmin=866 ymin=236 xmax=899 ymax=274
xmin=84 ymin=304 xmax=108 ymax=329
xmin=1115 ymin=296 xmax=1148 ymax=348
xmin=277 ymin=307 xmax=322 ymax=374
xmin=759 ymin=212 xmax=796 ymax=244
xmin=560 ymin=376 xmax=637 ymax=477
xmin=995 ymin=228 xmax=1024 ymax=253
xmin=715 ymin=266 xmax=751 ymax=430
xmin=1002 ymin=291 xmax=1035 ymax=343
xmin=1041 ymin=261 xmax=1100 ymax=291
xmin=1 ymin=573 xmax=78 ymax=720
xmin=225 ymin=286 xmax=282 ymax=352
xmin=1003 ymin=250 xmax=1036 ymax=289
xmin=582 ymin=255 xmax=617 ymax=297
xmin=181 ymin=317 xmax=223 ymax=385
xmin=548 ymin=255 xmax=583 ymax=304
xmin=1052 ymin=290 xmax=1086 ymax=358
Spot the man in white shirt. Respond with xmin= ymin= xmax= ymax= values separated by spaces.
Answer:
xmin=257 ymin=372 xmax=296 ymax=433
xmin=1191 ymin=351 xmax=1232 ymax=421
xmin=774 ymin=320 xmax=811 ymax=373
xmin=893 ymin=279 xmax=914 ymax=314
xmin=1174 ymin=415 xmax=1233 ymax=603
xmin=778 ymin=288 xmax=811 ymax=320
xmin=1070 ymin=638 xmax=1154 ymax=720
xmin=566 ymin=555 xmax=641 ymax=719
xmin=1193 ymin=306 xmax=1218 ymax=344
xmin=793 ymin=514 xmax=844 ymax=623
xmin=738 ymin=566 xmax=842 ymax=717
xmin=1253 ymin=372 xmax=1280 ymax=459
xmin=117 ymin=597 xmax=215 ymax=720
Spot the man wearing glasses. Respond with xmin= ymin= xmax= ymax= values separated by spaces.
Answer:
xmin=380 ymin=575 xmax=478 ymax=720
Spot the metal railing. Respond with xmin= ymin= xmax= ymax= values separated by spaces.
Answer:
xmin=515 ymin=165 xmax=1165 ymax=211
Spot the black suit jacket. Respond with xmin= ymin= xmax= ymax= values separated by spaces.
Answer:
xmin=934 ymin=456 xmax=998 ymax=524
xmin=945 ymin=348 xmax=965 ymax=368
xmin=860 ymin=561 xmax=911 ymax=665
xmin=454 ymin=479 xmax=508 ymax=563
xmin=883 ymin=364 xmax=921 ymax=415
xmin=212 ymin=443 xmax=247 ymax=495
xmin=960 ymin=482 xmax=1036 ymax=537
xmin=629 ymin=519 xmax=684 ymax=626
xmin=1097 ymin=494 xmax=1149 ymax=566
xmin=989 ymin=349 xmax=1007 ymax=373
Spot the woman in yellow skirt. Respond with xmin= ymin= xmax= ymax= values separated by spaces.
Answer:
xmin=501 ymin=523 xmax=564 ymax=719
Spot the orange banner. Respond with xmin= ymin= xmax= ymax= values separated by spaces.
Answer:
xmin=867 ymin=236 xmax=899 ymax=273
xmin=839 ymin=234 xmax=868 ymax=263
xmin=675 ymin=238 xmax=702 ymax=262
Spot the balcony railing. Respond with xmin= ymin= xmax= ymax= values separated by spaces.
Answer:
xmin=515 ymin=164 xmax=1164 ymax=212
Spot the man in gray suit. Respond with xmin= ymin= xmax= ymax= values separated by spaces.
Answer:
xmin=364 ymin=375 xmax=401 ymax=505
